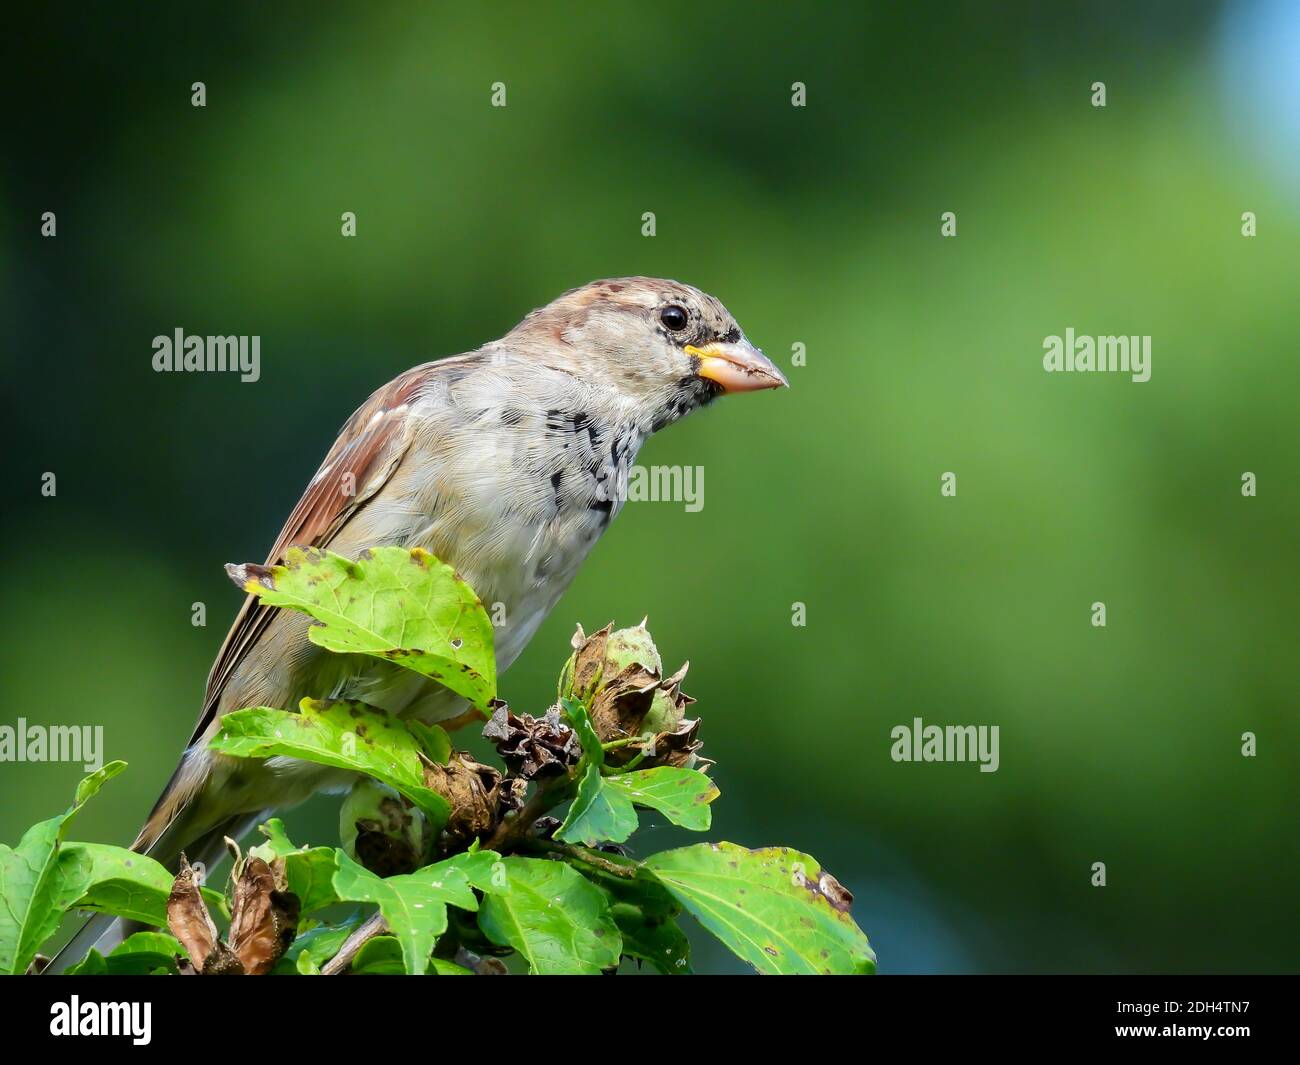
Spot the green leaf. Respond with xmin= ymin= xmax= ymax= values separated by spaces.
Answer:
xmin=65 ymin=932 xmax=184 ymax=975
xmin=556 ymin=762 xmax=638 ymax=846
xmin=331 ymin=848 xmax=503 ymax=975
xmin=348 ymin=935 xmax=475 ymax=975
xmin=331 ymin=855 xmax=450 ymax=976
xmin=274 ymin=917 xmax=362 ymax=975
xmin=232 ymin=545 xmax=496 ymax=709
xmin=564 ymin=849 xmax=691 ymax=973
xmin=609 ymin=902 xmax=692 ymax=974
xmin=64 ymin=949 xmax=108 ymax=975
xmin=210 ymin=699 xmax=450 ymax=827
xmin=349 ymin=936 xmax=405 ymax=974
xmin=560 ymin=696 xmax=604 ymax=767
xmin=408 ymin=721 xmax=451 ymax=765
xmin=74 ymin=762 xmax=129 ymax=806
xmin=249 ymin=819 xmax=340 ymax=913
xmin=604 ymin=767 xmax=718 ymax=831
xmin=439 ymin=846 xmax=511 ymax=896
xmin=249 ymin=817 xmax=302 ymax=858
xmin=0 ymin=761 xmax=126 ymax=975
xmin=478 ymin=857 xmax=621 ymax=974
xmin=56 ymin=843 xmax=175 ymax=926
xmin=645 ymin=843 xmax=876 ymax=975
xmin=428 ymin=956 xmax=475 ymax=975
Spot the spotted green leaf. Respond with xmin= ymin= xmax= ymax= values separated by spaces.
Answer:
xmin=604 ymin=767 xmax=717 ymax=831
xmin=645 ymin=843 xmax=876 ymax=975
xmin=230 ymin=545 xmax=496 ymax=709
xmin=210 ymin=699 xmax=450 ymax=827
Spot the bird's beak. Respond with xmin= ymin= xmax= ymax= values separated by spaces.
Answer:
xmin=686 ymin=341 xmax=789 ymax=393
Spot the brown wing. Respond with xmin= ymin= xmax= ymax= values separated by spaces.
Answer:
xmin=185 ymin=363 xmax=437 ymax=748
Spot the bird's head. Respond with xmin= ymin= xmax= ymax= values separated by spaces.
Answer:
xmin=505 ymin=277 xmax=787 ymax=432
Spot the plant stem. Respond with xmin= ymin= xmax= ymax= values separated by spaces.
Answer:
xmin=321 ymin=911 xmax=388 ymax=975
xmin=532 ymin=839 xmax=638 ymax=878
xmin=481 ymin=773 xmax=572 ymax=852
xmin=614 ymin=749 xmax=649 ymax=772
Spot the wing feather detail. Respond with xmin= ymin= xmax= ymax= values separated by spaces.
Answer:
xmin=187 ymin=361 xmax=453 ymax=747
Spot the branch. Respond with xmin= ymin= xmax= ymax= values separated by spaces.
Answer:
xmin=481 ymin=773 xmax=572 ymax=852
xmin=531 ymin=839 xmax=638 ymax=878
xmin=321 ymin=911 xmax=388 ymax=975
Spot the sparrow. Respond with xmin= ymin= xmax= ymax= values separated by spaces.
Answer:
xmin=58 ymin=278 xmax=784 ymax=964
xmin=151 ymin=277 xmax=783 ymax=861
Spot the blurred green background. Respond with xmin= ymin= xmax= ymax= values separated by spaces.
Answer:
xmin=3 ymin=1 xmax=1297 ymax=973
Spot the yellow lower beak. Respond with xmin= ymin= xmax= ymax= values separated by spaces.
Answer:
xmin=686 ymin=342 xmax=789 ymax=393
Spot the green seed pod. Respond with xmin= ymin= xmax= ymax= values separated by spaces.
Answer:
xmin=632 ymin=664 xmax=700 ymax=768
xmin=603 ymin=619 xmax=663 ymax=676
xmin=339 ymin=778 xmax=430 ymax=876
xmin=641 ymin=687 xmax=683 ymax=737
xmin=559 ymin=620 xmax=665 ymax=706
xmin=560 ymin=621 xmax=704 ymax=768
xmin=559 ymin=623 xmax=611 ymax=704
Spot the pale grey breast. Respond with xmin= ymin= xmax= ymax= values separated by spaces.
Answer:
xmin=341 ymin=352 xmax=648 ymax=718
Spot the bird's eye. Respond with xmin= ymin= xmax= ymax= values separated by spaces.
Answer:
xmin=659 ymin=304 xmax=689 ymax=332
